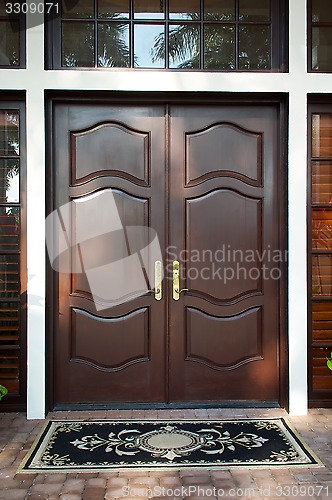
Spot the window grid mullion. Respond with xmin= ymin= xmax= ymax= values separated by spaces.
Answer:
xmin=130 ymin=0 xmax=134 ymax=67
xmin=235 ymin=0 xmax=239 ymax=70
xmin=94 ymin=0 xmax=97 ymax=67
xmin=200 ymin=0 xmax=204 ymax=69
xmin=165 ymin=0 xmax=169 ymax=68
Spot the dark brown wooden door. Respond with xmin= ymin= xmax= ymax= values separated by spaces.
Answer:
xmin=168 ymin=105 xmax=280 ymax=402
xmin=51 ymin=102 xmax=282 ymax=406
xmin=52 ymin=104 xmax=167 ymax=405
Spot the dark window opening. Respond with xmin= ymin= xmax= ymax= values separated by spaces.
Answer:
xmin=0 ymin=5 xmax=25 ymax=68
xmin=310 ymin=0 xmax=332 ymax=72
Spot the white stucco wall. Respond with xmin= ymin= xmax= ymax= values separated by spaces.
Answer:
xmin=0 ymin=0 xmax=330 ymax=418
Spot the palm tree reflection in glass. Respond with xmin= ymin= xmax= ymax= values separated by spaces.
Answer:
xmin=150 ymin=14 xmax=270 ymax=70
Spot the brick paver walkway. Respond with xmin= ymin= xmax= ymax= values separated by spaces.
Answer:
xmin=0 ymin=408 xmax=331 ymax=499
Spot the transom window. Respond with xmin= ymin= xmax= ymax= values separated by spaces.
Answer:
xmin=47 ymin=0 xmax=287 ymax=70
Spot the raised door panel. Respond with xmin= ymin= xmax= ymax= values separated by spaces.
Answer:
xmin=71 ymin=189 xmax=149 ymax=304
xmin=186 ymin=123 xmax=262 ymax=186
xmin=72 ymin=123 xmax=149 ymax=185
xmin=186 ymin=190 xmax=262 ymax=301
xmin=186 ymin=306 xmax=263 ymax=369
xmin=71 ymin=307 xmax=149 ymax=370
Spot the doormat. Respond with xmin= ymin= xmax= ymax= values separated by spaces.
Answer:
xmin=18 ymin=419 xmax=322 ymax=472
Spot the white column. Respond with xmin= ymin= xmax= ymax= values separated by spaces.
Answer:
xmin=26 ymin=15 xmax=46 ymax=419
xmin=288 ymin=0 xmax=308 ymax=415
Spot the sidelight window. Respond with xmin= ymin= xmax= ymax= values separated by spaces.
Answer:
xmin=309 ymin=108 xmax=332 ymax=402
xmin=0 ymin=102 xmax=26 ymax=408
xmin=47 ymin=0 xmax=287 ymax=70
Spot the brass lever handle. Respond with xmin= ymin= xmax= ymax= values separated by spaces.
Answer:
xmin=146 ymin=261 xmax=162 ymax=300
xmin=173 ymin=260 xmax=188 ymax=300
xmin=154 ymin=260 xmax=162 ymax=300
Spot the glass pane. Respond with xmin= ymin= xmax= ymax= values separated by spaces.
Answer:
xmin=98 ymin=0 xmax=129 ymax=18
xmin=0 ymin=20 xmax=20 ymax=66
xmin=169 ymin=24 xmax=200 ymax=68
xmin=0 ymin=159 xmax=19 ymax=203
xmin=312 ymin=346 xmax=332 ymax=391
xmin=312 ymin=27 xmax=332 ymax=72
xmin=0 ymin=207 xmax=20 ymax=252
xmin=62 ymin=0 xmax=94 ymax=18
xmin=134 ymin=0 xmax=164 ymax=19
xmin=239 ymin=0 xmax=270 ymax=21
xmin=134 ymin=24 xmax=165 ymax=67
xmin=312 ymin=209 xmax=332 ymax=250
xmin=0 ymin=303 xmax=19 ymax=345
xmin=98 ymin=22 xmax=130 ymax=67
xmin=0 ymin=254 xmax=20 ymax=298
xmin=312 ymin=162 xmax=332 ymax=204
xmin=62 ymin=22 xmax=94 ymax=67
xmin=312 ymin=254 xmax=332 ymax=296
xmin=169 ymin=0 xmax=200 ymax=20
xmin=204 ymin=0 xmax=234 ymax=20
xmin=204 ymin=24 xmax=235 ymax=69
xmin=312 ymin=302 xmax=332 ymax=342
xmin=239 ymin=25 xmax=270 ymax=69
xmin=0 ymin=351 xmax=19 ymax=394
xmin=312 ymin=0 xmax=332 ymax=22
xmin=312 ymin=114 xmax=332 ymax=158
xmin=0 ymin=112 xmax=19 ymax=156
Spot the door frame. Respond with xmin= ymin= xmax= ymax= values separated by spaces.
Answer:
xmin=45 ymin=91 xmax=289 ymax=411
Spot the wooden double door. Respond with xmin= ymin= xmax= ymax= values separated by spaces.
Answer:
xmin=51 ymin=100 xmax=284 ymax=407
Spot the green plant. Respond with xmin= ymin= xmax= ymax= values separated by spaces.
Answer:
xmin=0 ymin=384 xmax=8 ymax=401
xmin=327 ymin=352 xmax=332 ymax=371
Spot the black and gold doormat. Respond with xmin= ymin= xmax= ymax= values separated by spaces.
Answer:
xmin=18 ymin=418 xmax=322 ymax=472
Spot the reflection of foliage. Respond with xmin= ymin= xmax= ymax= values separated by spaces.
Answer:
xmin=0 ymin=113 xmax=19 ymax=205
xmin=238 ymin=26 xmax=270 ymax=70
xmin=312 ymin=207 xmax=332 ymax=295
xmin=312 ymin=216 xmax=331 ymax=250
xmin=150 ymin=14 xmax=270 ymax=69
xmin=3 ymin=112 xmax=19 ymax=154
xmin=0 ymin=20 xmax=19 ymax=66
xmin=152 ymin=15 xmax=201 ymax=68
xmin=9 ymin=51 xmax=19 ymax=66
xmin=63 ymin=16 xmax=131 ymax=67
xmin=6 ymin=206 xmax=19 ymax=225
xmin=204 ymin=24 xmax=235 ymax=70
xmin=1 ymin=160 xmax=19 ymax=199
xmin=98 ymin=22 xmax=131 ymax=67
xmin=63 ymin=23 xmax=94 ymax=67
xmin=0 ymin=113 xmax=20 ymax=256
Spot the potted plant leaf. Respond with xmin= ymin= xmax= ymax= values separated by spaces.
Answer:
xmin=0 ymin=385 xmax=8 ymax=401
xmin=327 ymin=353 xmax=332 ymax=372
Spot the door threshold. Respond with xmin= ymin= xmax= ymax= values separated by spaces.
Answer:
xmin=53 ymin=401 xmax=280 ymax=411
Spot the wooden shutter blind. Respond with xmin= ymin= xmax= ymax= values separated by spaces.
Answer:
xmin=310 ymin=112 xmax=332 ymax=405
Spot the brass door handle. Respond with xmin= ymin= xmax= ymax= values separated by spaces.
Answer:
xmin=147 ymin=261 xmax=162 ymax=300
xmin=154 ymin=260 xmax=162 ymax=300
xmin=173 ymin=260 xmax=188 ymax=300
